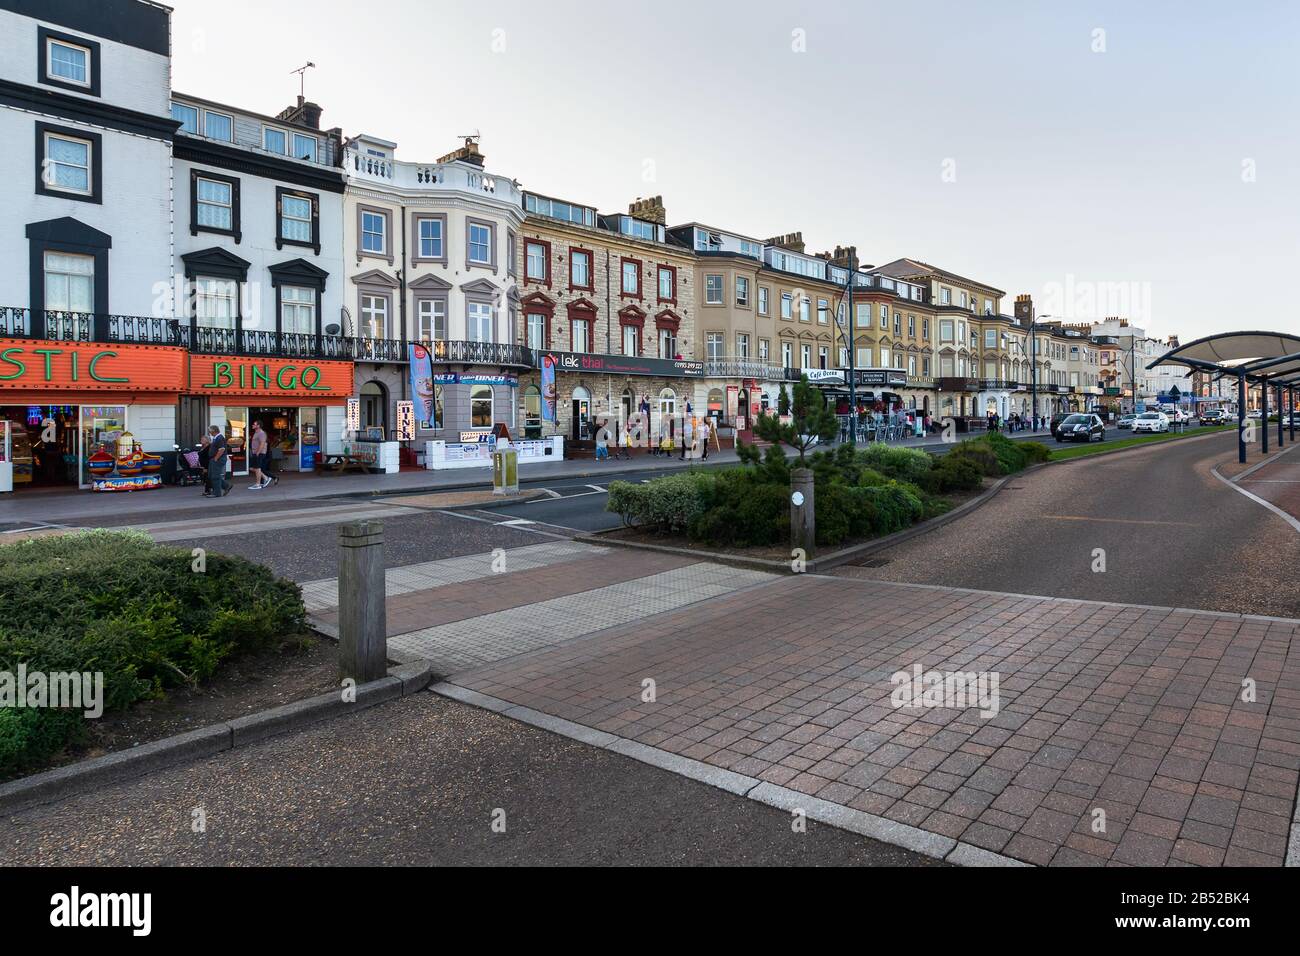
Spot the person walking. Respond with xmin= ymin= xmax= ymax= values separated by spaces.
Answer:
xmin=206 ymin=425 xmax=230 ymax=498
xmin=594 ymin=422 xmax=610 ymax=461
xmin=700 ymin=416 xmax=711 ymax=460
xmin=680 ymin=415 xmax=695 ymax=461
xmin=248 ymin=420 xmax=270 ymax=489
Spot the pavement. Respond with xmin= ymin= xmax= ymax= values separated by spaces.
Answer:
xmin=4 ymin=426 xmax=1298 ymax=867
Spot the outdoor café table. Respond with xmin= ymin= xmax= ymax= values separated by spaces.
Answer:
xmin=322 ymin=453 xmax=374 ymax=475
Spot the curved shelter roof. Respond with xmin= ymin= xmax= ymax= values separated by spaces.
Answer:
xmin=1150 ymin=330 xmax=1300 ymax=384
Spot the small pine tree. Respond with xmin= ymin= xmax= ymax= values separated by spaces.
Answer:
xmin=753 ymin=374 xmax=840 ymax=463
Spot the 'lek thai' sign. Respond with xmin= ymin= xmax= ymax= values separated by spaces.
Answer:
xmin=189 ymin=355 xmax=354 ymax=399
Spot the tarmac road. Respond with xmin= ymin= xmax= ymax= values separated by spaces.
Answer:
xmin=840 ymin=430 xmax=1300 ymax=617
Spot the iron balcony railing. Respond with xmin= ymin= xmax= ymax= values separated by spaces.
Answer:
xmin=1 ymin=308 xmax=537 ymax=367
xmin=704 ymin=358 xmax=790 ymax=380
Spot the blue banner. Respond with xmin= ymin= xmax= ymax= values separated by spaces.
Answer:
xmin=408 ymin=343 xmax=437 ymax=428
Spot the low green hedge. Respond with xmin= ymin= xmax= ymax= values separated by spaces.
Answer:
xmin=0 ymin=530 xmax=306 ymax=777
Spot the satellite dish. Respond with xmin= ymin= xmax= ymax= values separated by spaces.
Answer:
xmin=324 ymin=323 xmax=341 ymax=336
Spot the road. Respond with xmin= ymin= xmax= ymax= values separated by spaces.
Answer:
xmin=838 ymin=429 xmax=1300 ymax=617
xmin=460 ymin=423 xmax=1226 ymax=534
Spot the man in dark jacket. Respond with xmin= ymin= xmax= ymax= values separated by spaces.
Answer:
xmin=205 ymin=426 xmax=230 ymax=498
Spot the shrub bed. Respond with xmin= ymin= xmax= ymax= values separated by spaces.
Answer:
xmin=0 ymin=530 xmax=306 ymax=777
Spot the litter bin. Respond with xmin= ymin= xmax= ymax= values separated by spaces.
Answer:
xmin=493 ymin=447 xmax=519 ymax=496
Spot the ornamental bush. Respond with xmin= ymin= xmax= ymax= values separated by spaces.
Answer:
xmin=857 ymin=444 xmax=934 ymax=484
xmin=945 ymin=439 xmax=1003 ymax=477
xmin=0 ymin=530 xmax=307 ymax=779
xmin=607 ymin=472 xmax=714 ymax=534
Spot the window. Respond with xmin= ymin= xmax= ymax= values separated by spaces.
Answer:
xmin=880 ymin=304 xmax=888 ymax=329
xmin=361 ymin=210 xmax=386 ymax=255
xmin=526 ymin=242 xmax=548 ymax=282
xmin=195 ymin=176 xmax=234 ymax=232
xmin=908 ymin=315 xmax=916 ymax=337
xmin=263 ymin=127 xmax=288 ymax=154
xmin=572 ymin=317 xmax=591 ymax=352
xmin=47 ymin=38 xmax=90 ymax=86
xmin=801 ymin=344 xmax=811 ymax=367
xmin=44 ymin=252 xmax=93 ymax=312
xmin=922 ymin=318 xmax=930 ymax=340
xmin=622 ymin=324 xmax=639 ymax=356
xmin=818 ymin=346 xmax=829 ymax=369
xmin=526 ymin=313 xmax=547 ymax=349
xmin=570 ymin=249 xmax=592 ymax=289
xmin=781 ymin=292 xmax=793 ymax=319
xmin=894 ymin=312 xmax=902 ymax=335
xmin=470 ymin=385 xmax=494 ymax=428
xmin=417 ymin=298 xmax=447 ymax=343
xmin=940 ymin=320 xmax=954 ymax=343
xmin=706 ymin=333 xmax=725 ymax=361
xmin=736 ymin=276 xmax=750 ymax=307
xmin=855 ymin=304 xmax=870 ymax=328
xmin=909 ymin=356 xmax=917 ymax=375
xmin=468 ymin=221 xmax=494 ymax=267
xmin=204 ymin=111 xmax=232 ymax=142
xmin=985 ymin=329 xmax=997 ymax=349
xmin=659 ymin=328 xmax=677 ymax=358
xmin=622 ymin=259 xmax=641 ymax=296
xmin=940 ymin=287 xmax=951 ymax=305
xmin=736 ymin=333 xmax=750 ymax=358
xmin=923 ymin=358 xmax=931 ymax=376
xmin=782 ymin=342 xmax=793 ymax=367
xmin=280 ymin=286 xmax=316 ymax=335
xmin=658 ymin=266 xmax=676 ymax=302
xmin=960 ymin=291 xmax=968 ymax=309
xmin=524 ymin=194 xmax=595 ymax=226
xmin=508 ymin=230 xmax=517 ymax=277
xmin=42 ymin=131 xmax=92 ymax=195
xmin=817 ymin=298 xmax=829 ymax=324
xmin=292 ymin=133 xmax=318 ymax=162
xmin=195 ymin=277 xmax=238 ymax=328
xmin=40 ymin=29 xmax=99 ymax=95
xmin=416 ymin=217 xmax=444 ymax=261
xmin=881 ymin=347 xmax=891 ymax=368
xmin=467 ymin=301 xmax=493 ymax=342
xmin=758 ymin=286 xmax=769 ymax=315
xmin=759 ymin=338 xmax=770 ymax=361
xmin=279 ymin=192 xmax=314 ymax=244
xmin=799 ymin=297 xmax=810 ymax=323
xmin=856 ymin=347 xmax=871 ymax=367
xmin=985 ymin=298 xmax=994 ymax=315
xmin=705 ymin=274 xmax=723 ymax=305
xmin=171 ymin=103 xmax=199 ymax=134
xmin=839 ymin=347 xmax=848 ymax=368
xmin=360 ymin=294 xmax=389 ymax=338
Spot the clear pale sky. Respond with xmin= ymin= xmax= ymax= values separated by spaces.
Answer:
xmin=167 ymin=0 xmax=1299 ymax=341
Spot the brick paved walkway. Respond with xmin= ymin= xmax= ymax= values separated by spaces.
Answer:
xmin=447 ymin=573 xmax=1300 ymax=866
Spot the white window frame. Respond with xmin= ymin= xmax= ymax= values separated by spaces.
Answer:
xmin=43 ymin=131 xmax=92 ymax=196
xmin=526 ymin=312 xmax=546 ymax=349
xmin=195 ymin=176 xmax=233 ymax=231
xmin=736 ymin=276 xmax=750 ymax=307
xmin=280 ymin=193 xmax=313 ymax=243
xmin=291 ymin=132 xmax=318 ymax=162
xmin=280 ymin=285 xmax=316 ymax=335
xmin=417 ymin=298 xmax=447 ymax=343
xmin=526 ymin=242 xmax=547 ymax=280
xmin=43 ymin=251 xmax=94 ymax=313
xmin=47 ymin=37 xmax=91 ymax=88
xmin=467 ymin=301 xmax=494 ymax=342
xmin=705 ymin=274 xmax=723 ymax=305
xmin=263 ymin=126 xmax=288 ymax=155
xmin=418 ymin=218 xmax=444 ymax=260
xmin=468 ymin=222 xmax=493 ymax=265
xmin=657 ymin=266 xmax=675 ymax=300
xmin=361 ymin=211 xmax=386 ymax=255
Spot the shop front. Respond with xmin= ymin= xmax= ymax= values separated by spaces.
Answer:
xmin=188 ymin=353 xmax=354 ymax=478
xmin=524 ymin=351 xmax=704 ymax=454
xmin=0 ymin=339 xmax=185 ymax=492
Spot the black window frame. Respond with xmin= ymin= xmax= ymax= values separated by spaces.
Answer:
xmin=190 ymin=169 xmax=241 ymax=242
xmin=276 ymin=186 xmax=321 ymax=255
xmin=34 ymin=121 xmax=102 ymax=205
xmin=37 ymin=27 xmax=102 ymax=97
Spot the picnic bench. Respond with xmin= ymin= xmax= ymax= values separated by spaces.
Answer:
xmin=322 ymin=453 xmax=374 ymax=475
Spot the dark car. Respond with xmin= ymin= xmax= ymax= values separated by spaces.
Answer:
xmin=1055 ymin=413 xmax=1106 ymax=443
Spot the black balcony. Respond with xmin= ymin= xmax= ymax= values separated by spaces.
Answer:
xmin=938 ymin=376 xmax=980 ymax=392
xmin=425 ymin=339 xmax=536 ymax=368
xmin=1 ymin=307 xmax=184 ymax=345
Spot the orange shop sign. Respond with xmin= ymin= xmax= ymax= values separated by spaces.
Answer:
xmin=0 ymin=339 xmax=186 ymax=392
xmin=189 ymin=354 xmax=354 ymax=401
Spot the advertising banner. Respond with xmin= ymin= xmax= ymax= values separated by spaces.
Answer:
xmin=408 ymin=343 xmax=437 ymax=428
xmin=541 ymin=353 xmax=557 ymax=423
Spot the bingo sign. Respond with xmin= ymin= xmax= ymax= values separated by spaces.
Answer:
xmin=396 ymin=400 xmax=416 ymax=441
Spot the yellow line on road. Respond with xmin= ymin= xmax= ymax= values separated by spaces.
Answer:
xmin=1039 ymin=515 xmax=1198 ymax=526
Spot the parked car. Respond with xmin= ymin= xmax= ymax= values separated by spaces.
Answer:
xmin=1247 ymin=409 xmax=1264 ymax=420
xmin=1132 ymin=411 xmax=1170 ymax=433
xmin=1049 ymin=413 xmax=1071 ymax=439
xmin=1117 ymin=413 xmax=1137 ymax=429
xmin=1056 ymin=413 xmax=1106 ymax=443
xmin=1200 ymin=409 xmax=1229 ymax=425
xmin=1166 ymin=408 xmax=1191 ymax=424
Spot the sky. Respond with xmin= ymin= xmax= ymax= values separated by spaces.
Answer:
xmin=166 ymin=0 xmax=1300 ymax=341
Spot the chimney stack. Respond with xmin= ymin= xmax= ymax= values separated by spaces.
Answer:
xmin=277 ymin=95 xmax=323 ymax=130
xmin=765 ymin=232 xmax=805 ymax=253
xmin=437 ymin=135 xmax=485 ymax=167
xmin=1014 ymin=293 xmax=1033 ymax=326
xmin=628 ymin=196 xmax=666 ymax=224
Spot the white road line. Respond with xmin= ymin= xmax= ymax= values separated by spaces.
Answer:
xmin=1211 ymin=464 xmax=1300 ymax=535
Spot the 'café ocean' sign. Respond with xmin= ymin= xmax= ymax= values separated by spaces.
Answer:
xmin=189 ymin=355 xmax=354 ymax=399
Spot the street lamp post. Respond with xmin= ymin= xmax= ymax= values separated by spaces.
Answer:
xmin=835 ymin=252 xmax=859 ymax=445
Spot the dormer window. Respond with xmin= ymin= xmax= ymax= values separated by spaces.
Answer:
xmin=263 ymin=127 xmax=288 ymax=154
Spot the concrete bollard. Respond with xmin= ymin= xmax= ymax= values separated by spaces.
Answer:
xmin=338 ymin=519 xmax=387 ymax=683
xmin=790 ymin=467 xmax=815 ymax=557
